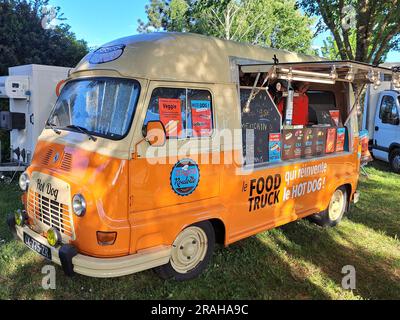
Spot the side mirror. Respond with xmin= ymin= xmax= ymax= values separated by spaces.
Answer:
xmin=143 ymin=121 xmax=166 ymax=147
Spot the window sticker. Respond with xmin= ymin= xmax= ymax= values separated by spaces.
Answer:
xmin=191 ymin=100 xmax=212 ymax=137
xmin=159 ymin=98 xmax=182 ymax=138
xmin=170 ymin=159 xmax=200 ymax=196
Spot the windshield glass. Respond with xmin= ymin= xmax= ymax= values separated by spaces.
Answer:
xmin=48 ymin=78 xmax=141 ymax=140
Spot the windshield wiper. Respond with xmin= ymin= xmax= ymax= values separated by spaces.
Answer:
xmin=46 ymin=121 xmax=61 ymax=135
xmin=66 ymin=125 xmax=98 ymax=142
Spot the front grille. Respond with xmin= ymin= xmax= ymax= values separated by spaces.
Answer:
xmin=27 ymin=191 xmax=73 ymax=238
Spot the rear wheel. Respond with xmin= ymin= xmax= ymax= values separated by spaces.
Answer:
xmin=309 ymin=186 xmax=348 ymax=227
xmin=389 ymin=149 xmax=400 ymax=174
xmin=154 ymin=221 xmax=215 ymax=281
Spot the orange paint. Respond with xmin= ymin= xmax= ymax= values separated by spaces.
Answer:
xmin=23 ymin=136 xmax=360 ymax=259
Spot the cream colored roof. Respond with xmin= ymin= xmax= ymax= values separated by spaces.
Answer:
xmin=72 ymin=32 xmax=322 ymax=84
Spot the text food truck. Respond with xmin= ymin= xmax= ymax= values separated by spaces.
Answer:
xmin=7 ymin=33 xmax=395 ymax=280
xmin=363 ymin=64 xmax=400 ymax=173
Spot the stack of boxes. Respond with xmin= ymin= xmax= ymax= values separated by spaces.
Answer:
xmin=269 ymin=125 xmax=347 ymax=162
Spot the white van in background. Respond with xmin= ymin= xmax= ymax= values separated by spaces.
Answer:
xmin=363 ymin=63 xmax=400 ymax=173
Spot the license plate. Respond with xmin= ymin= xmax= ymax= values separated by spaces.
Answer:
xmin=23 ymin=233 xmax=52 ymax=260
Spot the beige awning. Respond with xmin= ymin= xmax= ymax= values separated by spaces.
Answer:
xmin=240 ymin=60 xmax=399 ymax=87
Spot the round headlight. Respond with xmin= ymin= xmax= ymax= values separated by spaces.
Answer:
xmin=72 ymin=194 xmax=86 ymax=217
xmin=15 ymin=210 xmax=27 ymax=227
xmin=47 ymin=228 xmax=61 ymax=247
xmin=19 ymin=172 xmax=30 ymax=192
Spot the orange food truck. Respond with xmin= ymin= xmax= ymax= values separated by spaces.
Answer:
xmin=7 ymin=33 xmax=395 ymax=280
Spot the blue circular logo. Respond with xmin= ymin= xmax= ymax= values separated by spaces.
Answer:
xmin=53 ymin=152 xmax=60 ymax=163
xmin=170 ymin=159 xmax=200 ymax=196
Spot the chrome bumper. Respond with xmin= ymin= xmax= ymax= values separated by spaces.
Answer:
xmin=14 ymin=225 xmax=171 ymax=278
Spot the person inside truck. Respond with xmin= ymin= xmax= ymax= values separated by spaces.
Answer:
xmin=274 ymin=81 xmax=311 ymax=126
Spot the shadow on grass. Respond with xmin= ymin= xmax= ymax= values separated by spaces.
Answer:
xmin=5 ymin=234 xmax=334 ymax=300
xmin=274 ymin=221 xmax=400 ymax=300
xmin=3 ymin=218 xmax=399 ymax=300
xmin=346 ymin=161 xmax=400 ymax=240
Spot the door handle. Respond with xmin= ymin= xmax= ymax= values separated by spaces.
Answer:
xmin=375 ymin=126 xmax=379 ymax=131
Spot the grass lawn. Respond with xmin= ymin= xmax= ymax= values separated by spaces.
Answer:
xmin=0 ymin=161 xmax=399 ymax=300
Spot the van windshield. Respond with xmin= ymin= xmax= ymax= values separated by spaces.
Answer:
xmin=48 ymin=78 xmax=141 ymax=140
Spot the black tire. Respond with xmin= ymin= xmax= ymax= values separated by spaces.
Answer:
xmin=309 ymin=186 xmax=348 ymax=228
xmin=389 ymin=149 xmax=400 ymax=174
xmin=154 ymin=221 xmax=215 ymax=281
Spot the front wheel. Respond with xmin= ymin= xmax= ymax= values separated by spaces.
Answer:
xmin=154 ymin=221 xmax=215 ymax=281
xmin=309 ymin=186 xmax=348 ymax=227
xmin=389 ymin=149 xmax=400 ymax=174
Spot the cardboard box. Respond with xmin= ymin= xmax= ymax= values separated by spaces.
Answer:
xmin=302 ymin=128 xmax=315 ymax=158
xmin=326 ymin=127 xmax=337 ymax=154
xmin=282 ymin=129 xmax=304 ymax=160
xmin=336 ymin=127 xmax=346 ymax=152
xmin=269 ymin=133 xmax=282 ymax=162
xmin=312 ymin=127 xmax=327 ymax=156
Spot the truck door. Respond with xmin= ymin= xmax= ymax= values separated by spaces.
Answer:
xmin=129 ymin=81 xmax=221 ymax=214
xmin=373 ymin=93 xmax=400 ymax=161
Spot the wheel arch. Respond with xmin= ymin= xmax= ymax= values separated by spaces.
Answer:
xmin=389 ymin=143 xmax=400 ymax=154
xmin=341 ymin=183 xmax=353 ymax=212
xmin=208 ymin=218 xmax=226 ymax=246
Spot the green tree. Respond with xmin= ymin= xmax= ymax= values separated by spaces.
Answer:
xmin=138 ymin=0 xmax=316 ymax=54
xmin=298 ymin=0 xmax=400 ymax=64
xmin=0 ymin=0 xmax=89 ymax=161
xmin=0 ymin=0 xmax=89 ymax=76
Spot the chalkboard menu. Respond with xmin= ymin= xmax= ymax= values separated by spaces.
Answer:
xmin=240 ymin=89 xmax=281 ymax=165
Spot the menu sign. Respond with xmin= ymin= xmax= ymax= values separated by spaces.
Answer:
xmin=191 ymin=100 xmax=212 ymax=137
xmin=326 ymin=128 xmax=337 ymax=154
xmin=336 ymin=127 xmax=346 ymax=152
xmin=282 ymin=129 xmax=304 ymax=160
xmin=159 ymin=98 xmax=182 ymax=138
xmin=269 ymin=133 xmax=282 ymax=163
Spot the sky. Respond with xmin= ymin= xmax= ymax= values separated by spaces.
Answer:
xmin=49 ymin=0 xmax=399 ymax=62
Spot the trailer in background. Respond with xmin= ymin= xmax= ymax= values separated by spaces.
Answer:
xmin=363 ymin=63 xmax=400 ymax=173
xmin=0 ymin=64 xmax=71 ymax=174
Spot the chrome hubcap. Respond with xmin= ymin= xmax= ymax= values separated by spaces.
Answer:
xmin=329 ymin=190 xmax=345 ymax=221
xmin=171 ymin=227 xmax=208 ymax=274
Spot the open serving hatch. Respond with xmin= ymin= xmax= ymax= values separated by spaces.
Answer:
xmin=239 ymin=60 xmax=400 ymax=126
xmin=240 ymin=60 xmax=398 ymax=87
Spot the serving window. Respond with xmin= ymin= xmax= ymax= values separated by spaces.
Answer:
xmin=144 ymin=87 xmax=214 ymax=139
xmin=238 ymin=65 xmax=356 ymax=168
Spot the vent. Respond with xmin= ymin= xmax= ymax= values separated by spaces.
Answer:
xmin=60 ymin=153 xmax=72 ymax=171
xmin=41 ymin=149 xmax=53 ymax=166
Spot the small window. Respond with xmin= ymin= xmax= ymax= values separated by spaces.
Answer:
xmin=379 ymin=96 xmax=399 ymax=125
xmin=144 ymin=87 xmax=213 ymax=138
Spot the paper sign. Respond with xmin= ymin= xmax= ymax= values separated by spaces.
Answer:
xmin=159 ymin=98 xmax=182 ymax=138
xmin=336 ymin=128 xmax=346 ymax=152
xmin=191 ymin=100 xmax=212 ymax=137
xmin=269 ymin=133 xmax=281 ymax=162
xmin=329 ymin=110 xmax=340 ymax=127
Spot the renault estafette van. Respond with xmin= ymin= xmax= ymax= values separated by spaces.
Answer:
xmin=7 ymin=33 xmax=394 ymax=280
